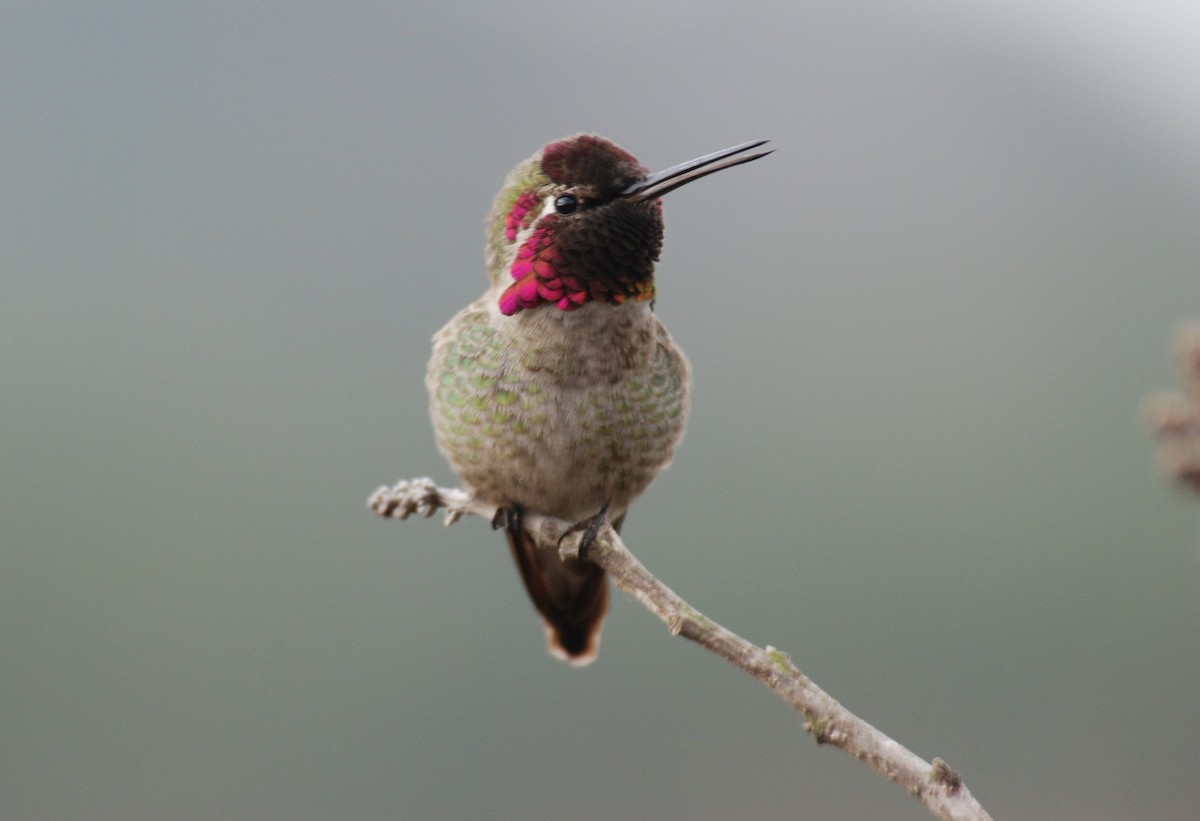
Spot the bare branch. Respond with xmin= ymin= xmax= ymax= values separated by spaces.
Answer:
xmin=368 ymin=478 xmax=993 ymax=821
xmin=1146 ymin=324 xmax=1200 ymax=495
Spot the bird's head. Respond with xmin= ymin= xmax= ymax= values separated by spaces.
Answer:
xmin=485 ymin=135 xmax=770 ymax=316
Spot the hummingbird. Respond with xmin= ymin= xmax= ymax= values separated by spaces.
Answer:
xmin=427 ymin=135 xmax=770 ymax=665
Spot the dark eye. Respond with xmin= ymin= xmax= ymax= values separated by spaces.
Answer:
xmin=554 ymin=194 xmax=578 ymax=215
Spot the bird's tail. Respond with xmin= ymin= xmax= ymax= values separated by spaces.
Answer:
xmin=505 ymin=526 xmax=608 ymax=666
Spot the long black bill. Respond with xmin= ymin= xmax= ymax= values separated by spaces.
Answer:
xmin=621 ymin=139 xmax=772 ymax=202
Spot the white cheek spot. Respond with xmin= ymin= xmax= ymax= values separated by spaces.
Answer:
xmin=507 ymin=194 xmax=558 ymax=252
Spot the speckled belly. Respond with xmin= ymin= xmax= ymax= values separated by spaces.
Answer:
xmin=427 ymin=298 xmax=690 ymax=521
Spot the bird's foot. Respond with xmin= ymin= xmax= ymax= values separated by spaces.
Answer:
xmin=557 ymin=503 xmax=610 ymax=561
xmin=491 ymin=503 xmax=524 ymax=536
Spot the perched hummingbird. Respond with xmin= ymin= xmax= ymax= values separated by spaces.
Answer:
xmin=427 ymin=135 xmax=769 ymax=665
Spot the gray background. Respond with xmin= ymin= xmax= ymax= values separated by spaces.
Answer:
xmin=4 ymin=2 xmax=1199 ymax=819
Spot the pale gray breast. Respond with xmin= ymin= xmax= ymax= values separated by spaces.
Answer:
xmin=428 ymin=298 xmax=691 ymax=521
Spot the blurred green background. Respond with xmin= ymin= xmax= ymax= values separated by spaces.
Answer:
xmin=4 ymin=3 xmax=1199 ymax=819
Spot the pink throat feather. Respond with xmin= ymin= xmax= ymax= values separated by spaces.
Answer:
xmin=498 ymin=220 xmax=590 ymax=316
xmin=497 ymin=185 xmax=657 ymax=317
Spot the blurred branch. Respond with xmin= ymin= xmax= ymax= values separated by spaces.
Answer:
xmin=369 ymin=478 xmax=992 ymax=821
xmin=1146 ymin=324 xmax=1200 ymax=495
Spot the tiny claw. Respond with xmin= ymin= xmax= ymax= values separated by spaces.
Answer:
xmin=557 ymin=503 xmax=610 ymax=561
xmin=491 ymin=504 xmax=523 ymax=535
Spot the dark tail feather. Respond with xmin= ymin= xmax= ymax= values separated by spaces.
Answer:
xmin=505 ymin=526 xmax=609 ymax=666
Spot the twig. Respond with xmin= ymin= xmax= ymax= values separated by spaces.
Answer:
xmin=368 ymin=478 xmax=993 ymax=821
xmin=1146 ymin=324 xmax=1200 ymax=494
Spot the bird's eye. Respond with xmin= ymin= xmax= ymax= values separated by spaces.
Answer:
xmin=554 ymin=194 xmax=578 ymax=215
